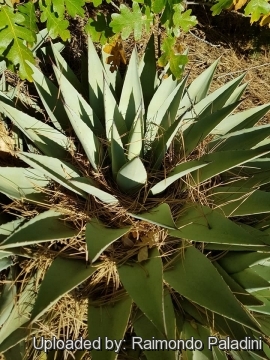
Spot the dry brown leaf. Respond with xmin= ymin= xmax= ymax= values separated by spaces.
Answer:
xmin=122 ymin=234 xmax=134 ymax=248
xmin=140 ymin=231 xmax=159 ymax=248
xmin=138 ymin=246 xmax=148 ymax=262
xmin=233 ymin=0 xmax=248 ymax=11
xmin=103 ymin=40 xmax=126 ymax=73
xmin=260 ymin=13 xmax=270 ymax=27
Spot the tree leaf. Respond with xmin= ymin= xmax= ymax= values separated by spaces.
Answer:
xmin=86 ymin=219 xmax=131 ymax=263
xmin=18 ymin=2 xmax=38 ymax=34
xmin=39 ymin=0 xmax=70 ymax=41
xmin=0 ymin=5 xmax=36 ymax=81
xmin=110 ymin=2 xmax=153 ymax=41
xmin=85 ymin=13 xmax=113 ymax=45
xmin=158 ymin=36 xmax=188 ymax=79
xmin=211 ymin=0 xmax=234 ymax=15
xmin=151 ymin=0 xmax=166 ymax=13
xmin=173 ymin=5 xmax=197 ymax=33
xmin=52 ymin=0 xmax=85 ymax=18
xmin=244 ymin=0 xmax=270 ymax=22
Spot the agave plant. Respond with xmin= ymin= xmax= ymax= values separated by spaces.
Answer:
xmin=1 ymin=36 xmax=270 ymax=360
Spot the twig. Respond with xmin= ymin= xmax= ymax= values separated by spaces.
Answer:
xmin=217 ymin=63 xmax=270 ymax=78
xmin=188 ymin=30 xmax=221 ymax=48
xmin=110 ymin=1 xmax=120 ymax=11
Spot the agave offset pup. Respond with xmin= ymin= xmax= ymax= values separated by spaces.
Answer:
xmin=1 ymin=36 xmax=270 ymax=360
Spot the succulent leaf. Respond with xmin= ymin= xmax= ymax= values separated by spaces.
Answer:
xmin=88 ymin=295 xmax=132 ymax=360
xmin=213 ymin=103 xmax=270 ymax=135
xmin=0 ymin=210 xmax=79 ymax=249
xmin=70 ymin=177 xmax=118 ymax=204
xmin=18 ymin=152 xmax=87 ymax=197
xmin=118 ymin=248 xmax=165 ymax=335
xmin=31 ymin=258 xmax=96 ymax=321
xmin=28 ymin=61 xmax=70 ymax=131
xmin=164 ymin=246 xmax=259 ymax=331
xmin=52 ymin=43 xmax=84 ymax=96
xmin=118 ymin=48 xmax=144 ymax=130
xmin=170 ymin=204 xmax=266 ymax=246
xmin=211 ymin=186 xmax=270 ymax=216
xmin=150 ymin=160 xmax=208 ymax=195
xmin=86 ymin=219 xmax=131 ymax=263
xmin=116 ymin=157 xmax=147 ymax=193
xmin=0 ymin=102 xmax=70 ymax=159
xmin=0 ymin=168 xmax=49 ymax=202
xmin=130 ymin=203 xmax=176 ymax=229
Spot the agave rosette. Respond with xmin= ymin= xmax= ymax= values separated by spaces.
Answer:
xmin=0 ymin=36 xmax=270 ymax=359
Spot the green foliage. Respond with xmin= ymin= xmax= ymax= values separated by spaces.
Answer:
xmin=85 ymin=13 xmax=113 ymax=44
xmin=173 ymin=4 xmax=197 ymax=33
xmin=110 ymin=2 xmax=153 ymax=40
xmin=18 ymin=2 xmax=38 ymax=34
xmin=0 ymin=0 xmax=198 ymax=81
xmin=1 ymin=0 xmax=270 ymax=81
xmin=0 ymin=5 xmax=36 ymax=81
xmin=211 ymin=0 xmax=270 ymax=25
xmin=210 ymin=0 xmax=233 ymax=15
xmin=244 ymin=0 xmax=270 ymax=22
xmin=1 ymin=37 xmax=270 ymax=359
xmin=39 ymin=0 xmax=70 ymax=40
xmin=158 ymin=36 xmax=188 ymax=78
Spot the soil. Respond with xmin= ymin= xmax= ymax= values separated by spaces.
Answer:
xmin=182 ymin=5 xmax=270 ymax=121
